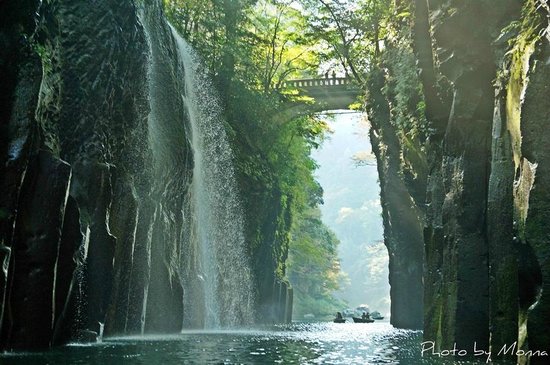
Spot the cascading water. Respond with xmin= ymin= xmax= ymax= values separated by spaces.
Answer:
xmin=169 ymin=26 xmax=255 ymax=328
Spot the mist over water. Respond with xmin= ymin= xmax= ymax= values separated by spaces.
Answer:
xmin=312 ymin=112 xmax=389 ymax=314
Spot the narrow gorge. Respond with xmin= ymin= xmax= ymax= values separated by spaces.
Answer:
xmin=1 ymin=0 xmax=550 ymax=364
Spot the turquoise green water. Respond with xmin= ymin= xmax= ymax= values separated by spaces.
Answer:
xmin=1 ymin=322 xmax=514 ymax=364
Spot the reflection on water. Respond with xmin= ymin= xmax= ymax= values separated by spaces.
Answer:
xmin=1 ymin=322 xmax=514 ymax=364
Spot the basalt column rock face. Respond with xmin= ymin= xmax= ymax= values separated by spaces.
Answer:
xmin=506 ymin=3 xmax=550 ymax=360
xmin=3 ymin=151 xmax=72 ymax=349
xmin=424 ymin=2 xmax=496 ymax=348
xmin=366 ymin=67 xmax=425 ymax=330
xmin=0 ymin=0 xmax=195 ymax=350
xmin=364 ymin=0 xmax=550 ymax=358
xmin=414 ymin=0 xmax=522 ymax=352
xmin=411 ymin=0 xmax=550 ymax=359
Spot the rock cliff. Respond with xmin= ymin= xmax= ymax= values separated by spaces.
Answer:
xmin=367 ymin=0 xmax=550 ymax=361
xmin=0 ymin=0 xmax=289 ymax=350
xmin=0 ymin=0 xmax=187 ymax=349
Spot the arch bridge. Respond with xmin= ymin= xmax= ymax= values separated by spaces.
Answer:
xmin=283 ymin=76 xmax=363 ymax=111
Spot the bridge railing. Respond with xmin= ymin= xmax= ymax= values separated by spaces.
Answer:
xmin=283 ymin=77 xmax=355 ymax=89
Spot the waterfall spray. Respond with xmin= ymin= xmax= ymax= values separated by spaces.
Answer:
xmin=169 ymin=26 xmax=255 ymax=328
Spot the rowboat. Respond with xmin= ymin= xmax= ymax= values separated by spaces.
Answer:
xmin=352 ymin=316 xmax=374 ymax=323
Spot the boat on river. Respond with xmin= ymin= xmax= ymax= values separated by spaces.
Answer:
xmin=370 ymin=311 xmax=384 ymax=320
xmin=352 ymin=316 xmax=374 ymax=323
xmin=333 ymin=312 xmax=346 ymax=323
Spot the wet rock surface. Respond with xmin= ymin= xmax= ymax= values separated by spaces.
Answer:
xmin=368 ymin=0 xmax=550 ymax=361
xmin=0 ymin=0 xmax=187 ymax=349
xmin=0 ymin=0 xmax=289 ymax=350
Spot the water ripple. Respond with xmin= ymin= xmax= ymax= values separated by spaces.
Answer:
xmin=0 ymin=322 xmax=517 ymax=364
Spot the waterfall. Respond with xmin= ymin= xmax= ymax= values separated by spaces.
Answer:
xmin=169 ymin=26 xmax=255 ymax=328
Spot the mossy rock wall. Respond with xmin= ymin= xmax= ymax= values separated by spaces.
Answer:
xmin=369 ymin=0 xmax=550 ymax=361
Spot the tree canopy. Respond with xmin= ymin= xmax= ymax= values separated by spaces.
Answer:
xmin=163 ymin=0 xmax=396 ymax=318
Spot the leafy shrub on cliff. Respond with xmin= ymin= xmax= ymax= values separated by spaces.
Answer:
xmin=372 ymin=29 xmax=430 ymax=205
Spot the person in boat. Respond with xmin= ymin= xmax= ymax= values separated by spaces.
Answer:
xmin=361 ymin=312 xmax=370 ymax=320
xmin=334 ymin=312 xmax=346 ymax=323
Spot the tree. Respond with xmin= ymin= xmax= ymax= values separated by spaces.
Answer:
xmin=247 ymin=0 xmax=319 ymax=92
xmin=287 ymin=207 xmax=347 ymax=317
xmin=163 ymin=0 xmax=345 ymax=316
xmin=300 ymin=0 xmax=394 ymax=83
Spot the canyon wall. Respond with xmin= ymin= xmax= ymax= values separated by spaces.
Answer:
xmin=368 ymin=0 xmax=550 ymax=361
xmin=0 ymin=0 xmax=289 ymax=350
xmin=0 ymin=0 xmax=188 ymax=349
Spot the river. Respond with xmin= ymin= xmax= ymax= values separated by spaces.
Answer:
xmin=1 ymin=322 xmax=516 ymax=364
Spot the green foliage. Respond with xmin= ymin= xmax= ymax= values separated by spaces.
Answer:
xmin=299 ymin=0 xmax=394 ymax=82
xmin=506 ymin=0 xmax=546 ymax=81
xmin=32 ymin=42 xmax=52 ymax=73
xmin=163 ymin=0 xmax=407 ymax=316
xmin=364 ymin=2 xmax=430 ymax=205
xmin=246 ymin=1 xmax=320 ymax=91
xmin=381 ymin=39 xmax=430 ymax=143
xmin=287 ymin=207 xmax=347 ymax=317
xmin=164 ymin=0 xmax=319 ymax=94
xmin=163 ymin=0 xmax=226 ymax=69
xmin=163 ymin=0 xmax=344 ymax=310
